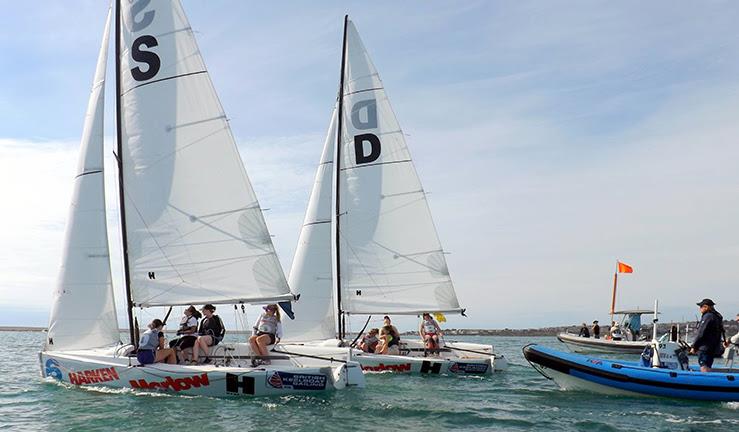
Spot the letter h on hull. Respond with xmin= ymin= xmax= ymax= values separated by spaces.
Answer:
xmin=226 ymin=373 xmax=255 ymax=395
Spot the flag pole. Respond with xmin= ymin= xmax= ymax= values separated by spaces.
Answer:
xmin=610 ymin=262 xmax=618 ymax=325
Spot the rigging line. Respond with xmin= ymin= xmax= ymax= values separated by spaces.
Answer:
xmin=132 ymin=201 xmax=262 ymax=261
xmin=121 ymin=70 xmax=208 ymax=95
xmin=124 ymin=124 xmax=228 ymax=175
xmin=337 ymin=193 xmax=427 ymax=230
xmin=165 ymin=115 xmax=227 ymax=132
xmin=192 ymin=203 xmax=260 ymax=220
xmin=121 ymin=189 xmax=187 ymax=285
xmin=372 ymin=241 xmax=446 ymax=274
xmin=169 ymin=204 xmax=274 ymax=254
xmin=141 ymin=252 xmax=272 ymax=272
xmin=135 ymin=210 xmax=235 ymax=260
xmin=336 ymin=229 xmax=386 ymax=299
xmin=340 ymin=159 xmax=412 ymax=171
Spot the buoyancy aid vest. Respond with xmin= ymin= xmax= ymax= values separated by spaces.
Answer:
xmin=258 ymin=314 xmax=278 ymax=335
xmin=423 ymin=321 xmax=437 ymax=334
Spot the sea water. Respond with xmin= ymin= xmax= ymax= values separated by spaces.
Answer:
xmin=1 ymin=331 xmax=737 ymax=431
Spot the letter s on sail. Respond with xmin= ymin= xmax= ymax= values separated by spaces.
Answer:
xmin=130 ymin=35 xmax=161 ymax=82
xmin=129 ymin=0 xmax=155 ymax=32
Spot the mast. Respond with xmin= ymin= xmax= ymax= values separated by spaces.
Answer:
xmin=610 ymin=270 xmax=617 ymax=326
xmin=335 ymin=15 xmax=349 ymax=340
xmin=115 ymin=0 xmax=136 ymax=346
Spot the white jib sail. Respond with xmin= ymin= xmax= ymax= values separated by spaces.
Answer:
xmin=47 ymin=8 xmax=121 ymax=351
xmin=118 ymin=1 xmax=291 ymax=307
xmin=283 ymin=108 xmax=339 ymax=342
xmin=338 ymin=20 xmax=461 ymax=315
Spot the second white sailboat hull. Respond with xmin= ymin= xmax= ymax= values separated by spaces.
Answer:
xmin=279 ymin=339 xmax=507 ymax=376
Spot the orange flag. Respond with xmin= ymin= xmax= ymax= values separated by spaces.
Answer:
xmin=617 ymin=261 xmax=633 ymax=273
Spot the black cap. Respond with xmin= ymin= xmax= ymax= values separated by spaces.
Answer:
xmin=696 ymin=298 xmax=715 ymax=307
xmin=593 ymin=320 xmax=599 ymax=324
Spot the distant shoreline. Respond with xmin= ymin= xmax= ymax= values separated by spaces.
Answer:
xmin=5 ymin=321 xmax=735 ymax=337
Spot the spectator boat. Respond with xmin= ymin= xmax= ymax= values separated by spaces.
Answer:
xmin=277 ymin=16 xmax=506 ymax=376
xmin=39 ymin=0 xmax=364 ymax=397
xmin=525 ymin=302 xmax=739 ymax=401
xmin=557 ymin=310 xmax=654 ymax=354
xmin=523 ymin=343 xmax=739 ymax=401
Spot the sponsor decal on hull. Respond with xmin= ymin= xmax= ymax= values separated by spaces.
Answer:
xmin=69 ymin=367 xmax=120 ymax=385
xmin=361 ymin=363 xmax=412 ymax=373
xmin=448 ymin=362 xmax=489 ymax=374
xmin=129 ymin=373 xmax=210 ymax=392
xmin=45 ymin=359 xmax=63 ymax=380
xmin=265 ymin=371 xmax=327 ymax=391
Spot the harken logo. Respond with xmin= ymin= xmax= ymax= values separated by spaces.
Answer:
xmin=129 ymin=373 xmax=210 ymax=392
xmin=45 ymin=359 xmax=63 ymax=380
xmin=69 ymin=367 xmax=119 ymax=385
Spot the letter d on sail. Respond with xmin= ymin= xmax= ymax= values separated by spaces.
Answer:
xmin=351 ymin=99 xmax=381 ymax=165
xmin=354 ymin=134 xmax=381 ymax=165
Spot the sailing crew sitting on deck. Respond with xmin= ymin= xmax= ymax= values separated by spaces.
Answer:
xmin=420 ymin=313 xmax=443 ymax=350
xmin=592 ymin=320 xmax=600 ymax=339
xmin=137 ymin=319 xmax=176 ymax=365
xmin=689 ymin=298 xmax=726 ymax=372
xmin=578 ymin=323 xmax=590 ymax=338
xmin=249 ymin=304 xmax=283 ymax=366
xmin=610 ymin=321 xmax=623 ymax=341
xmin=724 ymin=313 xmax=739 ymax=348
xmin=383 ymin=315 xmax=401 ymax=343
xmin=169 ymin=305 xmax=201 ymax=363
xmin=359 ymin=328 xmax=380 ymax=353
xmin=375 ymin=325 xmax=400 ymax=355
xmin=190 ymin=304 xmax=225 ymax=365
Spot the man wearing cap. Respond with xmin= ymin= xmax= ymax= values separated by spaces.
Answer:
xmin=591 ymin=320 xmax=600 ymax=339
xmin=689 ymin=298 xmax=725 ymax=372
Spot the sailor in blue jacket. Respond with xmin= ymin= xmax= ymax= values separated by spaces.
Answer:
xmin=689 ymin=298 xmax=725 ymax=372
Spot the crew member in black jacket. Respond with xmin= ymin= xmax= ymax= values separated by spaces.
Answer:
xmin=689 ymin=298 xmax=725 ymax=372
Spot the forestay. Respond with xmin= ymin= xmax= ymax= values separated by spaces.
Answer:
xmin=337 ymin=20 xmax=461 ymax=315
xmin=118 ymin=0 xmax=291 ymax=307
xmin=47 ymin=8 xmax=121 ymax=351
xmin=283 ymin=108 xmax=338 ymax=342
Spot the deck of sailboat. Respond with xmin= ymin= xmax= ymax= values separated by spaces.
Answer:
xmin=279 ymin=338 xmax=507 ymax=375
xmin=40 ymin=345 xmax=363 ymax=397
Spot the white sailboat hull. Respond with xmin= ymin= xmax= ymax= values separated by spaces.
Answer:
xmin=40 ymin=344 xmax=364 ymax=398
xmin=279 ymin=339 xmax=507 ymax=376
xmin=557 ymin=332 xmax=649 ymax=354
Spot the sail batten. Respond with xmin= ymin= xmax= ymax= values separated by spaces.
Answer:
xmin=118 ymin=0 xmax=291 ymax=308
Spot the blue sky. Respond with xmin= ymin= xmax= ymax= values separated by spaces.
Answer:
xmin=1 ymin=1 xmax=739 ymax=331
